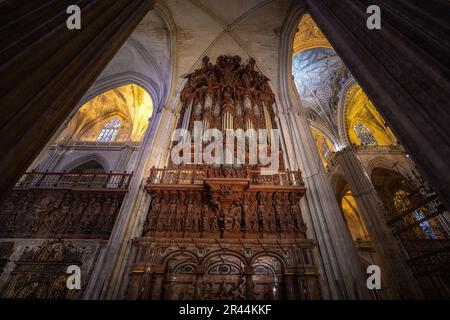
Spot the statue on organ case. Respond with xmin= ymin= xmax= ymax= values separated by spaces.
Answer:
xmin=130 ymin=55 xmax=321 ymax=300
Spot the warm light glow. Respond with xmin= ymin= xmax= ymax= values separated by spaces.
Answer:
xmin=60 ymin=84 xmax=153 ymax=142
xmin=293 ymin=14 xmax=332 ymax=56
xmin=311 ymin=128 xmax=334 ymax=168
xmin=345 ymin=84 xmax=396 ymax=146
xmin=341 ymin=190 xmax=370 ymax=241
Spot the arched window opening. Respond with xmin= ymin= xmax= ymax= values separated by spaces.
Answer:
xmin=56 ymin=84 xmax=153 ymax=143
xmin=353 ymin=123 xmax=377 ymax=146
xmin=319 ymin=136 xmax=333 ymax=164
xmin=97 ymin=118 xmax=121 ymax=142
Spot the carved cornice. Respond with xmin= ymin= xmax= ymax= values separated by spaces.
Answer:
xmin=180 ymin=55 xmax=276 ymax=112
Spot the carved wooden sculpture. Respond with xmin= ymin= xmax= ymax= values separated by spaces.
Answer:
xmin=127 ymin=56 xmax=321 ymax=300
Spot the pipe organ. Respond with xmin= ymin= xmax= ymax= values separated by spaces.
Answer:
xmin=127 ymin=56 xmax=322 ymax=300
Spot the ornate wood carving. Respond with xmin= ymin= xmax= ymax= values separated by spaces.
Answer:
xmin=127 ymin=238 xmax=321 ymax=300
xmin=178 ymin=55 xmax=276 ymax=133
xmin=0 ymin=240 xmax=83 ymax=299
xmin=0 ymin=190 xmax=124 ymax=239
xmin=130 ymin=55 xmax=321 ymax=300
xmin=143 ymin=189 xmax=307 ymax=240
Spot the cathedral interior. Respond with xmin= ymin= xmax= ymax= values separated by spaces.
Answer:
xmin=0 ymin=0 xmax=449 ymax=300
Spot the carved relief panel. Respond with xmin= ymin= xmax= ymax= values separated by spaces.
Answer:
xmin=127 ymin=239 xmax=321 ymax=300
xmin=0 ymin=240 xmax=100 ymax=300
xmin=0 ymin=190 xmax=124 ymax=239
xmin=132 ymin=55 xmax=321 ymax=300
xmin=143 ymin=189 xmax=306 ymax=240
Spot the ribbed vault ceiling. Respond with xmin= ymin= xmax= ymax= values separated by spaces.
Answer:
xmin=165 ymin=0 xmax=292 ymax=98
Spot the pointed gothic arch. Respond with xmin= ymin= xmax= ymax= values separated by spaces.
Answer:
xmin=61 ymin=153 xmax=111 ymax=173
xmin=59 ymin=84 xmax=153 ymax=143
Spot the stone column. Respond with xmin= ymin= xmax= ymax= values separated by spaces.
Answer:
xmin=307 ymin=0 xmax=450 ymax=209
xmin=335 ymin=147 xmax=424 ymax=299
xmin=114 ymin=143 xmax=136 ymax=172
xmin=277 ymin=2 xmax=371 ymax=299
xmin=285 ymin=109 xmax=371 ymax=300
xmin=83 ymin=106 xmax=178 ymax=299
xmin=0 ymin=0 xmax=155 ymax=199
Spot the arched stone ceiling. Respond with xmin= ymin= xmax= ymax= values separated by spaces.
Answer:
xmin=293 ymin=48 xmax=345 ymax=126
xmin=195 ymin=0 xmax=268 ymax=25
xmin=292 ymin=14 xmax=353 ymax=140
xmin=90 ymin=9 xmax=172 ymax=107
xmin=292 ymin=13 xmax=396 ymax=151
xmin=292 ymin=13 xmax=340 ymax=118
xmin=60 ymin=84 xmax=153 ymax=143
xmin=345 ymin=84 xmax=397 ymax=146
xmin=164 ymin=0 xmax=292 ymax=108
xmin=76 ymin=0 xmax=298 ymax=145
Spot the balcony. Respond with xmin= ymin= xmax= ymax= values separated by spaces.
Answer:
xmin=353 ymin=144 xmax=404 ymax=154
xmin=146 ymin=167 xmax=305 ymax=190
xmin=14 ymin=171 xmax=133 ymax=192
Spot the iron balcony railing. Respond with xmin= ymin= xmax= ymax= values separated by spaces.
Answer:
xmin=14 ymin=171 xmax=133 ymax=190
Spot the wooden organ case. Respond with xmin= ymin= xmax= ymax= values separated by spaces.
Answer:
xmin=127 ymin=56 xmax=322 ymax=300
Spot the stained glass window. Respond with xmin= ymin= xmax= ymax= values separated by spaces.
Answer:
xmin=97 ymin=118 xmax=121 ymax=142
xmin=414 ymin=211 xmax=437 ymax=240
xmin=354 ymin=123 xmax=377 ymax=145
xmin=393 ymin=190 xmax=437 ymax=239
